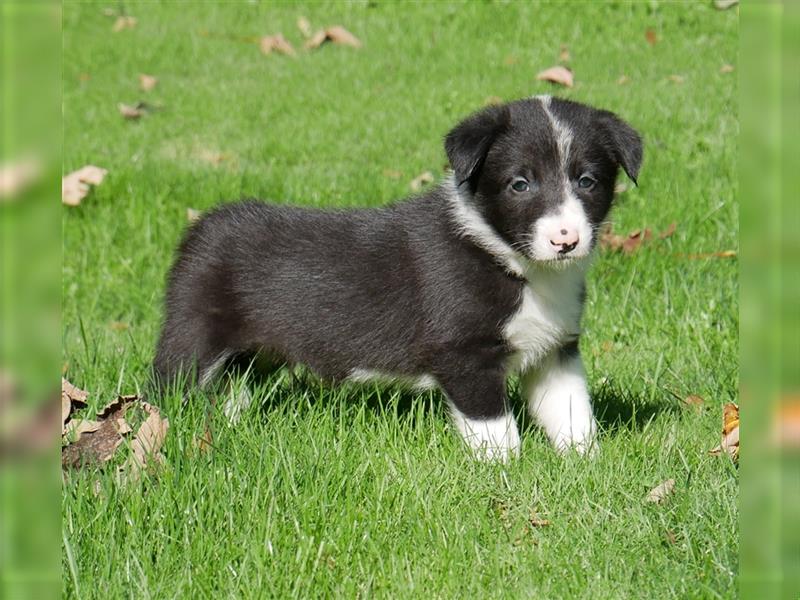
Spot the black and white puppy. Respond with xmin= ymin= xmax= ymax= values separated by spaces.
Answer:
xmin=153 ymin=95 xmax=643 ymax=460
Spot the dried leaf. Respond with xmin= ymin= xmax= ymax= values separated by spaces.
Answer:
xmin=622 ymin=230 xmax=645 ymax=254
xmin=645 ymin=478 xmax=676 ymax=504
xmin=645 ymin=28 xmax=658 ymax=46
xmin=528 ymin=512 xmax=551 ymax=527
xmin=297 ymin=16 xmax=312 ymax=38
xmin=62 ymin=165 xmax=107 ymax=206
xmin=659 ymin=221 xmax=677 ymax=239
xmin=118 ymin=102 xmax=146 ymax=119
xmin=617 ymin=75 xmax=630 ymax=85
xmin=483 ymin=95 xmax=503 ymax=107
xmin=112 ymin=15 xmax=137 ymax=32
xmin=710 ymin=402 xmax=739 ymax=460
xmin=720 ymin=63 xmax=735 ymax=74
xmin=410 ymin=171 xmax=434 ymax=192
xmin=714 ymin=0 xmax=739 ymax=9
xmin=120 ymin=402 xmax=169 ymax=481
xmin=61 ymin=396 xmax=135 ymax=468
xmin=668 ymin=74 xmax=685 ymax=84
xmin=64 ymin=419 xmax=102 ymax=442
xmin=559 ymin=44 xmax=570 ymax=63
xmin=773 ymin=398 xmax=800 ymax=448
xmin=61 ymin=394 xmax=70 ymax=428
xmin=305 ymin=26 xmax=362 ymax=50
xmin=139 ymin=73 xmax=158 ymax=91
xmin=187 ymin=207 xmax=202 ymax=222
xmin=535 ymin=65 xmax=574 ymax=88
xmin=260 ymin=34 xmax=296 ymax=56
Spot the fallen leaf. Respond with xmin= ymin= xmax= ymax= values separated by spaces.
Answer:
xmin=659 ymin=221 xmax=677 ymax=239
xmin=64 ymin=419 xmax=102 ymax=442
xmin=120 ymin=402 xmax=169 ymax=481
xmin=187 ymin=208 xmax=201 ymax=222
xmin=62 ymin=395 xmax=136 ymax=468
xmin=535 ymin=65 xmax=573 ymax=88
xmin=645 ymin=478 xmax=676 ymax=504
xmin=614 ymin=182 xmax=629 ymax=194
xmin=260 ymin=34 xmax=296 ymax=56
xmin=483 ymin=95 xmax=503 ymax=106
xmin=62 ymin=165 xmax=107 ymax=206
xmin=720 ymin=63 xmax=735 ymax=74
xmin=410 ymin=171 xmax=434 ymax=192
xmin=710 ymin=402 xmax=739 ymax=460
xmin=305 ymin=25 xmax=362 ymax=50
xmin=622 ymin=229 xmax=650 ymax=254
xmin=559 ymin=44 xmax=570 ymax=63
xmin=118 ymin=102 xmax=146 ymax=119
xmin=529 ymin=513 xmax=551 ymax=528
xmin=112 ymin=15 xmax=137 ymax=32
xmin=382 ymin=169 xmax=402 ymax=180
xmin=617 ymin=75 xmax=630 ymax=85
xmin=714 ymin=0 xmax=739 ymax=9
xmin=139 ymin=73 xmax=158 ymax=91
xmin=683 ymin=394 xmax=705 ymax=412
xmin=645 ymin=28 xmax=658 ymax=46
xmin=668 ymin=74 xmax=685 ymax=84
xmin=297 ymin=16 xmax=312 ymax=38
xmin=773 ymin=397 xmax=800 ymax=448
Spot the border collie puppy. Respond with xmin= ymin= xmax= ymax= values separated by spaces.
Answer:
xmin=153 ymin=95 xmax=642 ymax=461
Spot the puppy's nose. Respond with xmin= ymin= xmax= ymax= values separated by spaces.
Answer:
xmin=550 ymin=228 xmax=580 ymax=254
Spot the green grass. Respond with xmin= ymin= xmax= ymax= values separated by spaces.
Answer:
xmin=62 ymin=1 xmax=739 ymax=598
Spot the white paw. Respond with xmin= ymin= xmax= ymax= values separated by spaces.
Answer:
xmin=552 ymin=418 xmax=599 ymax=456
xmin=450 ymin=408 xmax=521 ymax=462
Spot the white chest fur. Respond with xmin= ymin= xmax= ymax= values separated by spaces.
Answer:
xmin=503 ymin=261 xmax=587 ymax=372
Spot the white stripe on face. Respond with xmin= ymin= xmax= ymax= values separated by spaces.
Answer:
xmin=528 ymin=97 xmax=593 ymax=263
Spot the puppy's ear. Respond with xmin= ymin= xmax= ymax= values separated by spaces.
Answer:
xmin=445 ymin=104 xmax=510 ymax=189
xmin=598 ymin=111 xmax=643 ymax=185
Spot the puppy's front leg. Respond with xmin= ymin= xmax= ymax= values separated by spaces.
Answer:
xmin=439 ymin=367 xmax=520 ymax=462
xmin=522 ymin=342 xmax=598 ymax=454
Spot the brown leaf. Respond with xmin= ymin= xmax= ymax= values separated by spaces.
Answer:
xmin=187 ymin=207 xmax=201 ymax=222
xmin=410 ymin=171 xmax=434 ymax=192
xmin=62 ymin=165 xmax=108 ymax=206
xmin=559 ymin=44 xmax=570 ymax=63
xmin=0 ymin=157 xmax=42 ymax=201
xmin=720 ymin=64 xmax=735 ymax=74
xmin=305 ymin=26 xmax=362 ymax=50
xmin=622 ymin=230 xmax=644 ymax=254
xmin=61 ymin=377 xmax=89 ymax=432
xmin=64 ymin=419 xmax=102 ymax=442
xmin=535 ymin=65 xmax=574 ymax=88
xmin=260 ymin=34 xmax=296 ymax=56
xmin=139 ymin=73 xmax=158 ymax=91
xmin=773 ymin=398 xmax=800 ymax=448
xmin=297 ymin=16 xmax=313 ymax=38
xmin=645 ymin=28 xmax=658 ymax=46
xmin=112 ymin=15 xmax=137 ymax=32
xmin=659 ymin=221 xmax=677 ymax=239
xmin=714 ymin=0 xmax=739 ymax=9
xmin=62 ymin=395 xmax=136 ymax=468
xmin=645 ymin=478 xmax=676 ymax=504
xmin=121 ymin=402 xmax=169 ymax=481
xmin=710 ymin=402 xmax=739 ymax=460
xmin=617 ymin=75 xmax=630 ymax=85
xmin=529 ymin=511 xmax=551 ymax=528
xmin=118 ymin=102 xmax=149 ymax=119
xmin=668 ymin=74 xmax=685 ymax=84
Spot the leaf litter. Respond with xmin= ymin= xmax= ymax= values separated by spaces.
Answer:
xmin=709 ymin=402 xmax=739 ymax=461
xmin=260 ymin=34 xmax=296 ymax=56
xmin=645 ymin=479 xmax=676 ymax=504
xmin=535 ymin=65 xmax=574 ymax=88
xmin=305 ymin=25 xmax=362 ymax=50
xmin=61 ymin=380 xmax=169 ymax=481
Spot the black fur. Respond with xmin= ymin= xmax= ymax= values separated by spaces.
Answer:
xmin=153 ymin=97 xmax=642 ymax=422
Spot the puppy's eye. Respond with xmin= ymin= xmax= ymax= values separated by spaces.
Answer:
xmin=578 ymin=175 xmax=596 ymax=189
xmin=510 ymin=178 xmax=530 ymax=193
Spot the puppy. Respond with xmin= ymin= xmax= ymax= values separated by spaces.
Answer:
xmin=153 ymin=95 xmax=642 ymax=460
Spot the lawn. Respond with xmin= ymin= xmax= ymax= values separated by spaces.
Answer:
xmin=62 ymin=1 xmax=739 ymax=598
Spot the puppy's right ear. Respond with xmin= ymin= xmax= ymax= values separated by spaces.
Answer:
xmin=445 ymin=104 xmax=510 ymax=190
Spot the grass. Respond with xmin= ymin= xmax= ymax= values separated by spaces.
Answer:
xmin=62 ymin=1 xmax=739 ymax=598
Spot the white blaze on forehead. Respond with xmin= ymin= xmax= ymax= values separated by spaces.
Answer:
xmin=537 ymin=95 xmax=573 ymax=171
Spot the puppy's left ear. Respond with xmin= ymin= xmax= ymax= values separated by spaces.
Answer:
xmin=445 ymin=104 xmax=510 ymax=189
xmin=598 ymin=111 xmax=643 ymax=185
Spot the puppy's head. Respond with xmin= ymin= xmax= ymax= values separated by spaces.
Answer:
xmin=445 ymin=96 xmax=642 ymax=265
